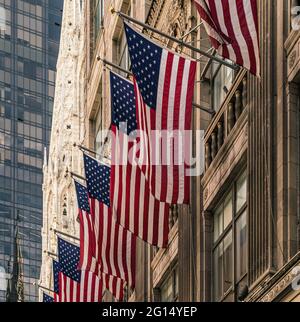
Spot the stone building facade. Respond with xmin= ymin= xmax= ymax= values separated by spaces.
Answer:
xmin=39 ymin=0 xmax=86 ymax=298
xmin=40 ymin=0 xmax=300 ymax=302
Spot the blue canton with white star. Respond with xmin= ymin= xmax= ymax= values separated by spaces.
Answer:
xmin=43 ymin=293 xmax=54 ymax=302
xmin=53 ymin=260 xmax=61 ymax=294
xmin=110 ymin=71 xmax=137 ymax=135
xmin=75 ymin=181 xmax=90 ymax=213
xmin=84 ymin=154 xmax=111 ymax=207
xmin=57 ymin=238 xmax=81 ymax=283
xmin=124 ymin=22 xmax=162 ymax=109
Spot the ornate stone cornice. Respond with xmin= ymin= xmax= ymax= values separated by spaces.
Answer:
xmin=146 ymin=0 xmax=165 ymax=28
xmin=246 ymin=253 xmax=300 ymax=302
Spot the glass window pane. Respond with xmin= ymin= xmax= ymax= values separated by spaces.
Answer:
xmin=214 ymin=209 xmax=222 ymax=242
xmin=161 ymin=274 xmax=173 ymax=302
xmin=236 ymin=173 xmax=247 ymax=212
xmin=213 ymin=61 xmax=234 ymax=111
xmin=213 ymin=243 xmax=223 ymax=302
xmin=223 ymin=193 xmax=232 ymax=230
xmin=223 ymin=232 xmax=233 ymax=294
xmin=236 ymin=211 xmax=247 ymax=280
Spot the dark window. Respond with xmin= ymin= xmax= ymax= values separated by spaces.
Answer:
xmin=159 ymin=266 xmax=179 ymax=302
xmin=213 ymin=171 xmax=247 ymax=302
xmin=48 ymin=13 xmax=61 ymax=42
xmin=92 ymin=0 xmax=104 ymax=44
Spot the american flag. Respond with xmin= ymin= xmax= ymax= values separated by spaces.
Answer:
xmin=57 ymin=238 xmax=103 ymax=302
xmin=84 ymin=154 xmax=136 ymax=289
xmin=110 ymin=71 xmax=170 ymax=248
xmin=193 ymin=0 xmax=260 ymax=76
xmin=75 ymin=180 xmax=96 ymax=272
xmin=42 ymin=293 xmax=54 ymax=303
xmin=52 ymin=260 xmax=60 ymax=302
xmin=124 ymin=22 xmax=197 ymax=205
xmin=75 ymin=180 xmax=125 ymax=301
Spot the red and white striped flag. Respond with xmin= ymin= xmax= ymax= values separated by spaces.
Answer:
xmin=58 ymin=271 xmax=102 ymax=302
xmin=193 ymin=0 xmax=260 ymax=76
xmin=125 ymin=23 xmax=197 ymax=205
xmin=83 ymin=155 xmax=136 ymax=289
xmin=75 ymin=181 xmax=125 ymax=301
xmin=110 ymin=72 xmax=170 ymax=248
xmin=102 ymin=273 xmax=124 ymax=302
xmin=56 ymin=239 xmax=103 ymax=302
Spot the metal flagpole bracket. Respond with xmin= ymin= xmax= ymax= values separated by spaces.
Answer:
xmin=193 ymin=103 xmax=215 ymax=115
xmin=44 ymin=250 xmax=57 ymax=258
xmin=52 ymin=228 xmax=80 ymax=242
xmin=114 ymin=10 xmax=238 ymax=70
xmin=70 ymin=171 xmax=86 ymax=182
xmin=98 ymin=56 xmax=133 ymax=77
xmin=75 ymin=141 xmax=111 ymax=163
xmin=35 ymin=283 xmax=54 ymax=293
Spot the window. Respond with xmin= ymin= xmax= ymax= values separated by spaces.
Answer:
xmin=93 ymin=0 xmax=104 ymax=45
xmin=213 ymin=171 xmax=247 ymax=302
xmin=160 ymin=266 xmax=178 ymax=302
xmin=118 ymin=29 xmax=130 ymax=72
xmin=212 ymin=60 xmax=235 ymax=112
xmin=93 ymin=81 xmax=108 ymax=156
xmin=115 ymin=5 xmax=132 ymax=74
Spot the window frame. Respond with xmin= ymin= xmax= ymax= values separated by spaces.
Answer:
xmin=210 ymin=60 xmax=237 ymax=112
xmin=212 ymin=169 xmax=248 ymax=302
xmin=159 ymin=265 xmax=179 ymax=302
xmin=92 ymin=0 xmax=104 ymax=45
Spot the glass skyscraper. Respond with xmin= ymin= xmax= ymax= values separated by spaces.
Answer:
xmin=0 ymin=0 xmax=63 ymax=301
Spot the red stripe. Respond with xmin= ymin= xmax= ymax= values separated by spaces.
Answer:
xmin=121 ymin=230 xmax=129 ymax=284
xmin=131 ymin=235 xmax=136 ymax=288
xmin=250 ymin=0 xmax=259 ymax=36
xmin=113 ymin=220 xmax=121 ymax=278
xmin=206 ymin=0 xmax=230 ymax=58
xmin=105 ymin=206 xmax=113 ymax=275
xmin=162 ymin=204 xmax=170 ymax=248
xmin=142 ymin=173 xmax=150 ymax=242
xmin=183 ymin=61 xmax=196 ymax=203
xmin=90 ymin=273 xmax=95 ymax=302
xmin=158 ymin=52 xmax=174 ymax=203
xmin=78 ymin=211 xmax=84 ymax=269
xmin=134 ymin=163 xmax=141 ymax=237
xmin=172 ymin=56 xmax=185 ymax=204
xmin=151 ymin=190 xmax=160 ymax=246
xmin=87 ymin=213 xmax=95 ymax=270
xmin=236 ymin=0 xmax=257 ymax=75
xmin=124 ymin=137 xmax=132 ymax=231
xmin=84 ymin=271 xmax=89 ymax=301
xmin=221 ymin=0 xmax=243 ymax=67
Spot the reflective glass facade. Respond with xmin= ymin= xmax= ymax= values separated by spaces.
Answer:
xmin=0 ymin=0 xmax=63 ymax=302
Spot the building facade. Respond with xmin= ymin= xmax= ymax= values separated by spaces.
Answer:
xmin=0 ymin=0 xmax=63 ymax=301
xmin=41 ymin=0 xmax=300 ymax=302
xmin=38 ymin=0 xmax=86 ymax=301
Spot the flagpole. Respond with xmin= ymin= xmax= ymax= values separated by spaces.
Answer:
xmin=50 ymin=228 xmax=80 ymax=242
xmin=180 ymin=22 xmax=203 ymax=40
xmin=110 ymin=7 xmax=237 ymax=70
xmin=74 ymin=143 xmax=111 ymax=162
xmin=75 ymin=143 xmax=101 ymax=157
xmin=98 ymin=57 xmax=216 ymax=115
xmin=98 ymin=57 xmax=133 ymax=77
xmin=44 ymin=250 xmax=57 ymax=258
xmin=70 ymin=171 xmax=86 ymax=182
xmin=35 ymin=283 xmax=54 ymax=294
